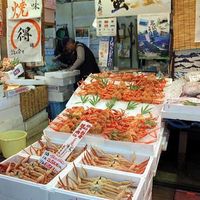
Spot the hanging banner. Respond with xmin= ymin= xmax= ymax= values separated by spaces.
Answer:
xmin=137 ymin=13 xmax=170 ymax=59
xmin=95 ymin=0 xmax=171 ymax=18
xmin=7 ymin=0 xmax=42 ymax=20
xmin=99 ymin=37 xmax=114 ymax=70
xmin=195 ymin=0 xmax=200 ymax=42
xmin=97 ymin=17 xmax=117 ymax=36
xmin=7 ymin=18 xmax=42 ymax=62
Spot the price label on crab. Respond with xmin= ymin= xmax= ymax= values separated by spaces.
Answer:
xmin=39 ymin=151 xmax=67 ymax=173
xmin=39 ymin=121 xmax=92 ymax=173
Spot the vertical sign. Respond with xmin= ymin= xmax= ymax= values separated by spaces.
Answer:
xmin=7 ymin=0 xmax=42 ymax=20
xmin=7 ymin=18 xmax=42 ymax=62
xmin=0 ymin=0 xmax=2 ymax=36
xmin=195 ymin=0 xmax=200 ymax=42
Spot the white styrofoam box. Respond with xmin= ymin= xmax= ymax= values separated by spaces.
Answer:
xmin=26 ymin=120 xmax=49 ymax=139
xmin=49 ymin=164 xmax=146 ymax=200
xmin=0 ymin=116 xmax=24 ymax=132
xmin=75 ymin=145 xmax=154 ymax=192
xmin=48 ymin=91 xmax=73 ymax=102
xmin=0 ymin=84 xmax=4 ymax=98
xmin=0 ymin=95 xmax=20 ymax=112
xmin=48 ymin=85 xmax=74 ymax=93
xmin=7 ymin=79 xmax=46 ymax=86
xmin=24 ymin=110 xmax=48 ymax=131
xmin=45 ymin=70 xmax=80 ymax=79
xmin=46 ymin=76 xmax=76 ymax=86
xmin=0 ymin=105 xmax=22 ymax=122
xmin=144 ymin=175 xmax=153 ymax=200
xmin=0 ymin=155 xmax=50 ymax=200
xmin=5 ymin=86 xmax=35 ymax=97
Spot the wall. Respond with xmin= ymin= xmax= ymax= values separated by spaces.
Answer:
xmin=56 ymin=1 xmax=138 ymax=68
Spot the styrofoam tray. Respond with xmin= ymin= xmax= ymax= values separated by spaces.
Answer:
xmin=45 ymin=70 xmax=80 ymax=79
xmin=49 ymin=164 xmax=146 ymax=200
xmin=0 ymin=155 xmax=50 ymax=200
xmin=24 ymin=110 xmax=48 ymax=131
xmin=0 ymin=95 xmax=20 ymax=112
xmin=48 ymin=85 xmax=74 ymax=93
xmin=7 ymin=79 xmax=46 ymax=86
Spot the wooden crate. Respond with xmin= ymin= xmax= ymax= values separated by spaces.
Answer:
xmin=20 ymin=86 xmax=48 ymax=121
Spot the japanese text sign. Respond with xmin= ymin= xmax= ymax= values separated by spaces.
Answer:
xmin=39 ymin=121 xmax=92 ymax=173
xmin=7 ymin=18 xmax=42 ymax=62
xmin=39 ymin=151 xmax=67 ymax=173
xmin=7 ymin=0 xmax=42 ymax=20
xmin=95 ymin=0 xmax=171 ymax=18
xmin=57 ymin=121 xmax=92 ymax=160
xmin=0 ymin=1 xmax=2 ymax=36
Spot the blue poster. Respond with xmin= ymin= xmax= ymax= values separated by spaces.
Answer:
xmin=137 ymin=14 xmax=170 ymax=59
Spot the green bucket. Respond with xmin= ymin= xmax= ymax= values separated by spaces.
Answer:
xmin=0 ymin=130 xmax=27 ymax=158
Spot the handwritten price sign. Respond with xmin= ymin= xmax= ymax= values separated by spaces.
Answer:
xmin=39 ymin=121 xmax=92 ymax=173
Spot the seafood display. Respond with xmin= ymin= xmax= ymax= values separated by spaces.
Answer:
xmin=50 ymin=106 xmax=157 ymax=142
xmin=78 ymin=74 xmax=166 ymax=104
xmin=82 ymin=147 xmax=149 ymax=174
xmin=58 ymin=164 xmax=135 ymax=200
xmin=0 ymin=156 xmax=57 ymax=184
xmin=23 ymin=140 xmax=87 ymax=162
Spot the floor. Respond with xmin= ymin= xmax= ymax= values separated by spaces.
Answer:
xmin=153 ymin=185 xmax=175 ymax=200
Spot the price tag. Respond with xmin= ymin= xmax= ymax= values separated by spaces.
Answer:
xmin=39 ymin=150 xmax=67 ymax=173
xmin=57 ymin=121 xmax=92 ymax=160
xmin=39 ymin=121 xmax=92 ymax=173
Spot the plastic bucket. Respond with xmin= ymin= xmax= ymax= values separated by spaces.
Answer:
xmin=0 ymin=130 xmax=27 ymax=158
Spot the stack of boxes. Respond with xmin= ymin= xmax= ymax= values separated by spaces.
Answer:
xmin=45 ymin=70 xmax=80 ymax=120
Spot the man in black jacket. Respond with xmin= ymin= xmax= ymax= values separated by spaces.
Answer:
xmin=64 ymin=38 xmax=100 ymax=79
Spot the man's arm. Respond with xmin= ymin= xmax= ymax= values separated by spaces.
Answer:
xmin=69 ymin=45 xmax=85 ymax=70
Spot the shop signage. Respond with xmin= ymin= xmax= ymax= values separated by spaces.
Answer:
xmin=195 ymin=0 xmax=200 ymax=42
xmin=7 ymin=0 xmax=42 ymax=20
xmin=137 ymin=13 xmax=170 ymax=59
xmin=39 ymin=121 xmax=92 ymax=173
xmin=0 ymin=1 xmax=2 ymax=36
xmin=7 ymin=18 xmax=42 ymax=62
xmin=97 ymin=17 xmax=117 ymax=37
xmin=95 ymin=0 xmax=171 ymax=18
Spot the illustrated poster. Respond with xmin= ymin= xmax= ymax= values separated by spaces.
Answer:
xmin=7 ymin=0 xmax=42 ymax=20
xmin=95 ymin=0 xmax=171 ymax=18
xmin=75 ymin=27 xmax=90 ymax=47
xmin=97 ymin=17 xmax=117 ymax=36
xmin=7 ymin=18 xmax=42 ymax=62
xmin=195 ymin=0 xmax=200 ymax=42
xmin=137 ymin=13 xmax=170 ymax=59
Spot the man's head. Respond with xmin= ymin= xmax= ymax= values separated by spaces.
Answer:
xmin=64 ymin=38 xmax=76 ymax=53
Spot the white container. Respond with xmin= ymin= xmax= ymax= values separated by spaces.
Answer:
xmin=48 ymin=85 xmax=74 ymax=93
xmin=45 ymin=70 xmax=80 ymax=79
xmin=49 ymin=164 xmax=146 ymax=200
xmin=46 ymin=77 xmax=76 ymax=86
xmin=24 ymin=110 xmax=48 ymax=131
xmin=0 ymin=95 xmax=20 ymax=112
xmin=0 ymin=155 xmax=50 ymax=200
xmin=48 ymin=91 xmax=73 ymax=102
xmin=7 ymin=79 xmax=46 ymax=86
xmin=0 ymin=84 xmax=4 ymax=99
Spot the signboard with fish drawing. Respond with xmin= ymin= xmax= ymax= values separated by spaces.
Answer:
xmin=137 ymin=13 xmax=170 ymax=59
xmin=95 ymin=0 xmax=171 ymax=18
xmin=7 ymin=18 xmax=42 ymax=62
xmin=7 ymin=0 xmax=42 ymax=20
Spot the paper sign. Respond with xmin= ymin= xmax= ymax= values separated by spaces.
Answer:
xmin=195 ymin=0 xmax=200 ymax=42
xmin=7 ymin=18 xmax=42 ymax=62
xmin=7 ymin=0 xmax=42 ymax=20
xmin=39 ymin=150 xmax=67 ymax=173
xmin=137 ymin=13 xmax=170 ymax=59
xmin=57 ymin=121 xmax=92 ymax=160
xmin=97 ymin=18 xmax=117 ymax=36
xmin=95 ymin=0 xmax=171 ymax=18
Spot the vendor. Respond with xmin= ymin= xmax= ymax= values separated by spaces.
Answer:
xmin=58 ymin=38 xmax=100 ymax=80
